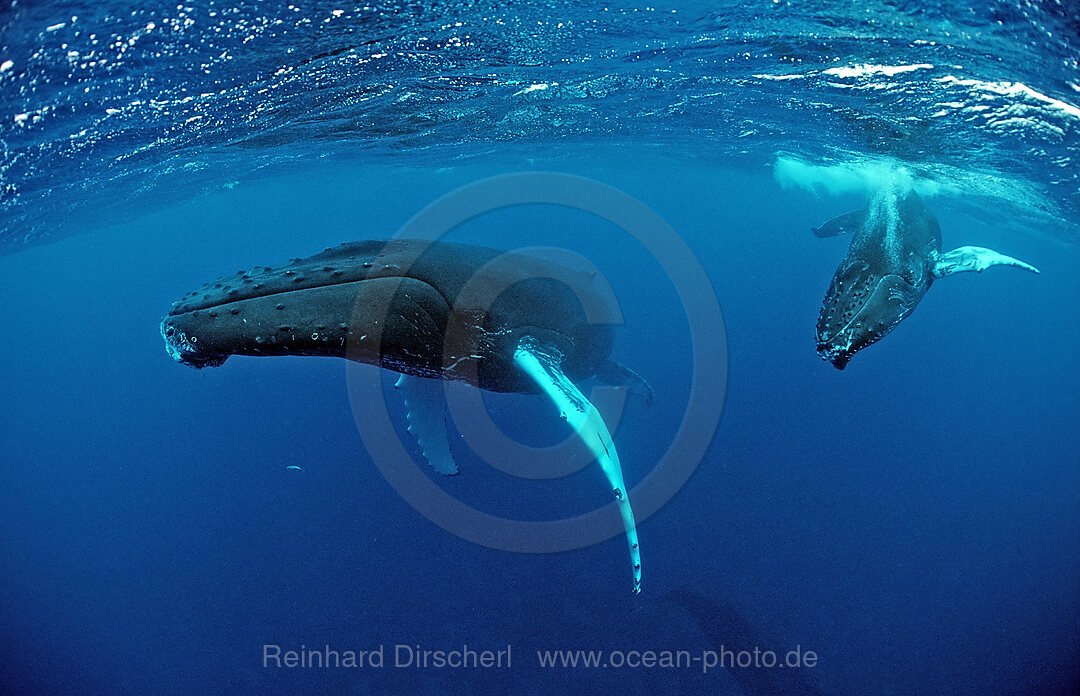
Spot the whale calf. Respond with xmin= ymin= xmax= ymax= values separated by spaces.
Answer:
xmin=814 ymin=189 xmax=1039 ymax=369
xmin=162 ymin=239 xmax=646 ymax=593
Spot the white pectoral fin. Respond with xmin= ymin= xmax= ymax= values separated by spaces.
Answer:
xmin=933 ymin=246 xmax=1041 ymax=278
xmin=513 ymin=337 xmax=642 ymax=595
xmin=395 ymin=374 xmax=459 ymax=475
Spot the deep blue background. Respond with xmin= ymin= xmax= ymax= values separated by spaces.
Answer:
xmin=1 ymin=157 xmax=1077 ymax=695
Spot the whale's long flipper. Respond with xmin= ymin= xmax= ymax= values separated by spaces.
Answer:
xmin=933 ymin=246 xmax=1040 ymax=277
xmin=395 ymin=374 xmax=459 ymax=475
xmin=513 ymin=336 xmax=642 ymax=595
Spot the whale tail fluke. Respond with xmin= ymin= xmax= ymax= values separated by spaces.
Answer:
xmin=932 ymin=245 xmax=1041 ymax=278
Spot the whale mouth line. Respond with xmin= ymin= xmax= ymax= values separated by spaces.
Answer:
xmin=168 ymin=276 xmax=381 ymax=316
xmin=161 ymin=277 xmax=389 ymax=368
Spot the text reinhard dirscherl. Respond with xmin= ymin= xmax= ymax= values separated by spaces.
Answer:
xmin=263 ymin=644 xmax=819 ymax=674
xmin=263 ymin=644 xmax=512 ymax=669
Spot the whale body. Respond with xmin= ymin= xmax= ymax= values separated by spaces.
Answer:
xmin=814 ymin=190 xmax=1039 ymax=369
xmin=161 ymin=238 xmax=646 ymax=594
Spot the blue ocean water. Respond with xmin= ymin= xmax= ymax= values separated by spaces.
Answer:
xmin=1 ymin=1 xmax=1078 ymax=695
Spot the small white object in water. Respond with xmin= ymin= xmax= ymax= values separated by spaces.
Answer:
xmin=286 ymin=465 xmax=303 ymax=471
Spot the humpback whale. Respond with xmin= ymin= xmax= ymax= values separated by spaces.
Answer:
xmin=814 ymin=189 xmax=1040 ymax=369
xmin=161 ymin=239 xmax=646 ymax=593
xmin=667 ymin=589 xmax=827 ymax=696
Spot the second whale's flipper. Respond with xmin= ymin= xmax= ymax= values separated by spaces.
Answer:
xmin=812 ymin=208 xmax=865 ymax=238
xmin=932 ymin=246 xmax=1041 ymax=278
xmin=594 ymin=359 xmax=655 ymax=408
xmin=395 ymin=374 xmax=459 ymax=475
xmin=513 ymin=336 xmax=642 ymax=595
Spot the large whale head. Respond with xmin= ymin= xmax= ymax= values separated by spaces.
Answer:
xmin=815 ymin=261 xmax=927 ymax=369
xmin=814 ymin=190 xmax=940 ymax=369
